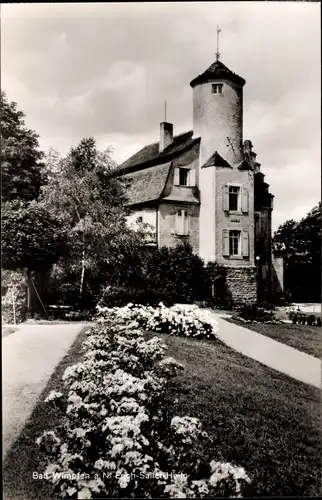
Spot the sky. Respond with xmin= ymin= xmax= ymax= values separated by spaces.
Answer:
xmin=1 ymin=2 xmax=320 ymax=231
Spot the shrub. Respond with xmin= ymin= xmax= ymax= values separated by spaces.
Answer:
xmin=288 ymin=310 xmax=299 ymax=324
xmin=257 ymin=301 xmax=276 ymax=311
xmin=234 ymin=303 xmax=277 ymax=323
xmin=45 ymin=264 xmax=106 ymax=311
xmin=97 ymin=303 xmax=219 ymax=341
xmin=288 ymin=309 xmax=321 ymax=327
xmin=98 ymin=285 xmax=164 ymax=309
xmin=307 ymin=314 xmax=316 ymax=326
xmin=36 ymin=309 xmax=250 ymax=498
xmin=98 ymin=244 xmax=230 ymax=309
xmin=146 ymin=244 xmax=208 ymax=305
xmin=205 ymin=263 xmax=231 ymax=308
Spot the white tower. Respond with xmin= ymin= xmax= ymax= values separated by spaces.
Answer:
xmin=190 ymin=59 xmax=247 ymax=263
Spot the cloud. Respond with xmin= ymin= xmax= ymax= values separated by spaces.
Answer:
xmin=1 ymin=1 xmax=320 ymax=230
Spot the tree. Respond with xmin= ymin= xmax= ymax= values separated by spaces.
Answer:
xmin=1 ymin=91 xmax=47 ymax=202
xmin=145 ymin=243 xmax=207 ymax=304
xmin=41 ymin=137 xmax=142 ymax=304
xmin=44 ymin=147 xmax=61 ymax=181
xmin=273 ymin=203 xmax=321 ymax=302
xmin=2 ymin=200 xmax=67 ymax=314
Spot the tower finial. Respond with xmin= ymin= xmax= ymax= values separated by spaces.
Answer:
xmin=216 ymin=25 xmax=222 ymax=61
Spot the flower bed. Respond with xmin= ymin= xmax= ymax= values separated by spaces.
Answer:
xmin=96 ymin=303 xmax=219 ymax=340
xmin=288 ymin=309 xmax=321 ymax=327
xmin=232 ymin=303 xmax=282 ymax=324
xmin=37 ymin=309 xmax=250 ymax=498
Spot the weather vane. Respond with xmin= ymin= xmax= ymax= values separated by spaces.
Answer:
xmin=216 ymin=26 xmax=222 ymax=61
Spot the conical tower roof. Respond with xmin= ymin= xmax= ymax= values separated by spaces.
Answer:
xmin=190 ymin=60 xmax=245 ymax=88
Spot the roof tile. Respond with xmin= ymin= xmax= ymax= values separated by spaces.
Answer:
xmin=118 ymin=130 xmax=198 ymax=173
xmin=122 ymin=161 xmax=172 ymax=206
xmin=190 ymin=60 xmax=245 ymax=88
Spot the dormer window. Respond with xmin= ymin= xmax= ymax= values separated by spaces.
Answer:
xmin=174 ymin=167 xmax=196 ymax=187
xmin=179 ymin=168 xmax=189 ymax=186
xmin=212 ymin=83 xmax=223 ymax=95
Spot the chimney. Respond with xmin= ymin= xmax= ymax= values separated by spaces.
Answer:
xmin=159 ymin=122 xmax=173 ymax=153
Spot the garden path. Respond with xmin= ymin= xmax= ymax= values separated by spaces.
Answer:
xmin=213 ymin=313 xmax=321 ymax=389
xmin=2 ymin=323 xmax=91 ymax=459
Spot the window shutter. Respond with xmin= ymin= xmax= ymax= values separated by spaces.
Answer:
xmin=223 ymin=185 xmax=229 ymax=211
xmin=175 ymin=211 xmax=183 ymax=234
xmin=222 ymin=229 xmax=229 ymax=256
xmin=184 ymin=211 xmax=189 ymax=235
xmin=174 ymin=168 xmax=180 ymax=186
xmin=242 ymin=231 xmax=249 ymax=257
xmin=241 ymin=188 xmax=249 ymax=213
xmin=171 ymin=213 xmax=176 ymax=234
xmin=189 ymin=169 xmax=196 ymax=187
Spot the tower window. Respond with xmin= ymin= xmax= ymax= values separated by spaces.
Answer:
xmin=179 ymin=168 xmax=189 ymax=186
xmin=229 ymin=186 xmax=240 ymax=211
xmin=229 ymin=230 xmax=241 ymax=256
xmin=175 ymin=209 xmax=189 ymax=235
xmin=212 ymin=83 xmax=223 ymax=95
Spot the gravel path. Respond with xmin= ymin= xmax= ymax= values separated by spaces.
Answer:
xmin=214 ymin=314 xmax=321 ymax=389
xmin=2 ymin=323 xmax=91 ymax=459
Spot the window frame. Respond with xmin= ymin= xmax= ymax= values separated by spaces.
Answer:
xmin=179 ymin=168 xmax=189 ymax=187
xmin=226 ymin=182 xmax=243 ymax=213
xmin=228 ymin=185 xmax=240 ymax=212
xmin=212 ymin=83 xmax=223 ymax=95
xmin=229 ymin=229 xmax=241 ymax=257
xmin=175 ymin=209 xmax=189 ymax=236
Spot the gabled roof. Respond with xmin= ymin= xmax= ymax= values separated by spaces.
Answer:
xmin=117 ymin=131 xmax=199 ymax=174
xmin=236 ymin=158 xmax=253 ymax=171
xmin=202 ymin=151 xmax=231 ymax=169
xmin=122 ymin=162 xmax=172 ymax=206
xmin=190 ymin=60 xmax=245 ymax=88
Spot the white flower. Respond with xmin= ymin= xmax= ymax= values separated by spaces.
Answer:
xmin=45 ymin=391 xmax=63 ymax=403
xmin=191 ymin=479 xmax=209 ymax=495
xmin=118 ymin=473 xmax=131 ymax=489
xmin=77 ymin=488 xmax=92 ymax=499
xmin=67 ymin=487 xmax=77 ymax=496
xmin=44 ymin=463 xmax=60 ymax=477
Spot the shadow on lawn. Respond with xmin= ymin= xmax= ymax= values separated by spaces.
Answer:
xmin=3 ymin=326 xmax=91 ymax=500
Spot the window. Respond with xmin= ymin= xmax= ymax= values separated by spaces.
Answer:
xmin=212 ymin=83 xmax=223 ymax=95
xmin=175 ymin=209 xmax=188 ymax=235
xmin=174 ymin=167 xmax=195 ymax=187
xmin=136 ymin=216 xmax=143 ymax=223
xmin=179 ymin=168 xmax=189 ymax=186
xmin=229 ymin=186 xmax=240 ymax=211
xmin=223 ymin=185 xmax=249 ymax=213
xmin=229 ymin=230 xmax=241 ymax=256
xmin=223 ymin=229 xmax=249 ymax=258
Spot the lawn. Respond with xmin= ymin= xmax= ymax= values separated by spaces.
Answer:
xmin=227 ymin=318 xmax=321 ymax=359
xmin=3 ymin=327 xmax=321 ymax=498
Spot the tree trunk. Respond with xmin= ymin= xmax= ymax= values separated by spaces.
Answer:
xmin=26 ymin=268 xmax=32 ymax=318
xmin=79 ymin=246 xmax=85 ymax=300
